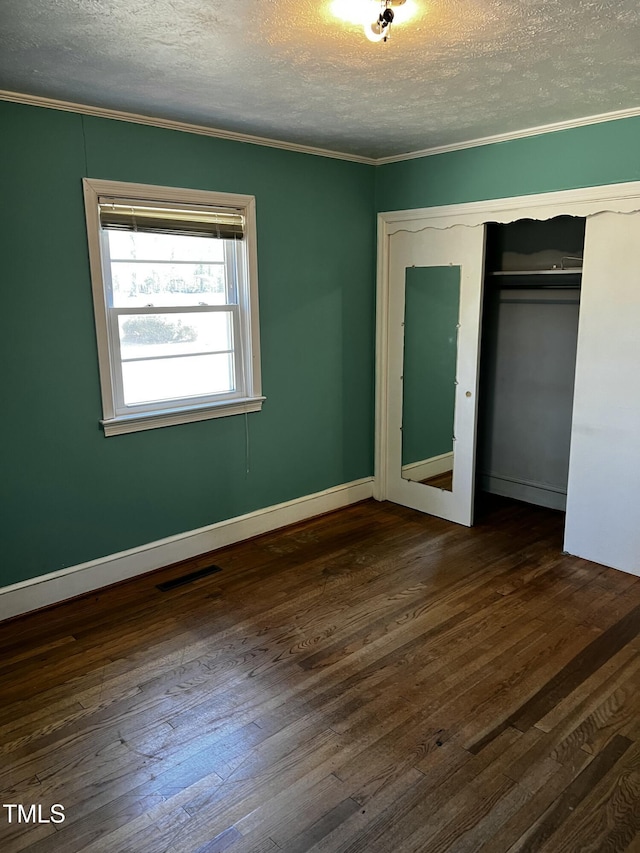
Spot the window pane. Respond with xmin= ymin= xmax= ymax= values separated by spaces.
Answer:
xmin=122 ymin=353 xmax=235 ymax=406
xmin=109 ymin=260 xmax=228 ymax=308
xmin=118 ymin=312 xmax=233 ymax=361
xmin=108 ymin=231 xmax=225 ymax=262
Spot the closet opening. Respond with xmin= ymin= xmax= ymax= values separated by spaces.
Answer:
xmin=475 ymin=215 xmax=586 ymax=519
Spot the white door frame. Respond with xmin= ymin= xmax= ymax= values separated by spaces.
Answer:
xmin=374 ymin=179 xmax=640 ymax=504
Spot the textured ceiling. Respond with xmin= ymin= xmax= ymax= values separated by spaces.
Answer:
xmin=1 ymin=0 xmax=639 ymax=158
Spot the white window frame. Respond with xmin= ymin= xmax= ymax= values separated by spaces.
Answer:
xmin=83 ymin=178 xmax=264 ymax=436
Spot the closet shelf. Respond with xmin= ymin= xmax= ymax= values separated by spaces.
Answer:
xmin=489 ymin=268 xmax=582 ymax=276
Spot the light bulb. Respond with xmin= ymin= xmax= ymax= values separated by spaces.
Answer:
xmin=331 ymin=0 xmax=416 ymax=41
xmin=363 ymin=19 xmax=386 ymax=41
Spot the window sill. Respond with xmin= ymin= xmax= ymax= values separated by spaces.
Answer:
xmin=101 ymin=396 xmax=265 ymax=436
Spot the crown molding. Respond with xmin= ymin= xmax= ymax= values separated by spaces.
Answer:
xmin=3 ymin=89 xmax=640 ymax=167
xmin=0 ymin=89 xmax=378 ymax=166
xmin=375 ymin=104 xmax=640 ymax=165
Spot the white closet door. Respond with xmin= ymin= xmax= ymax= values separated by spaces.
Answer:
xmin=564 ymin=212 xmax=640 ymax=573
xmin=386 ymin=224 xmax=486 ymax=525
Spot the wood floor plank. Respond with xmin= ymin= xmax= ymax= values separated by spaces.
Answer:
xmin=534 ymin=640 xmax=640 ymax=735
xmin=235 ymin=772 xmax=349 ymax=844
xmin=2 ymin=496 xmax=640 ymax=853
xmin=506 ymin=734 xmax=633 ymax=853
xmin=475 ymin=762 xmax=587 ymax=852
xmin=536 ymin=740 xmax=640 ymax=852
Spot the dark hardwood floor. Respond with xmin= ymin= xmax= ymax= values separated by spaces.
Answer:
xmin=2 ymin=496 xmax=640 ymax=852
xmin=420 ymin=471 xmax=453 ymax=491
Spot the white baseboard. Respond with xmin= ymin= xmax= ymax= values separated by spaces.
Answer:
xmin=401 ymin=452 xmax=453 ymax=483
xmin=481 ymin=473 xmax=567 ymax=511
xmin=0 ymin=478 xmax=374 ymax=622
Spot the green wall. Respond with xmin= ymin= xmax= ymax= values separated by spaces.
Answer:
xmin=0 ymin=101 xmax=376 ymax=587
xmin=376 ymin=116 xmax=640 ymax=211
xmin=402 ymin=266 xmax=459 ymax=466
xmin=2 ymin=101 xmax=640 ymax=591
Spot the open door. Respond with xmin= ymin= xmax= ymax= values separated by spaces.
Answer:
xmin=385 ymin=224 xmax=486 ymax=525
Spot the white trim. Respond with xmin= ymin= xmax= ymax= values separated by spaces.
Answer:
xmin=85 ymin=178 xmax=259 ymax=209
xmin=101 ymin=396 xmax=266 ymax=436
xmin=3 ymin=89 xmax=639 ymax=166
xmin=379 ymin=181 xmax=640 ymax=229
xmin=243 ymin=195 xmax=262 ymax=403
xmin=374 ymin=180 xmax=640 ymax=509
xmin=482 ymin=474 xmax=567 ymax=512
xmin=83 ymin=178 xmax=263 ymax=435
xmin=401 ymin=452 xmax=453 ymax=483
xmin=375 ymin=104 xmax=640 ymax=164
xmin=0 ymin=478 xmax=374 ymax=622
xmin=0 ymin=90 xmax=376 ymax=165
xmin=373 ymin=213 xmax=390 ymax=501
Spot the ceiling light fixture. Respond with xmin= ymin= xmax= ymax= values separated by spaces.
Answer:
xmin=330 ymin=0 xmax=414 ymax=43
xmin=363 ymin=0 xmax=406 ymax=42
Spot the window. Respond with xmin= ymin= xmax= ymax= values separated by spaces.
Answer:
xmin=83 ymin=179 xmax=263 ymax=435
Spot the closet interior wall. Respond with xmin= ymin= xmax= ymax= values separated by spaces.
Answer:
xmin=476 ymin=216 xmax=586 ymax=512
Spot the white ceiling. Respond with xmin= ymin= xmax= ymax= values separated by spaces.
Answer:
xmin=1 ymin=0 xmax=639 ymax=159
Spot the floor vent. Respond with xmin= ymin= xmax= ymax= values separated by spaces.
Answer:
xmin=157 ymin=565 xmax=222 ymax=592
